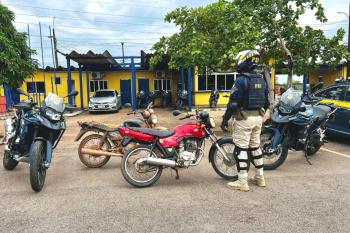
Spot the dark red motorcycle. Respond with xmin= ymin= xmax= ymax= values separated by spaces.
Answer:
xmin=118 ymin=110 xmax=237 ymax=187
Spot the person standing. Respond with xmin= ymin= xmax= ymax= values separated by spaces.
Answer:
xmin=221 ymin=50 xmax=270 ymax=191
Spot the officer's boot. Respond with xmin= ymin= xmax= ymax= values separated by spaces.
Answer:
xmin=227 ymin=148 xmax=250 ymax=191
xmin=227 ymin=172 xmax=249 ymax=191
xmin=249 ymin=148 xmax=266 ymax=187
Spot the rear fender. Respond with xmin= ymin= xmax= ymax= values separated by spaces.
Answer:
xmin=74 ymin=128 xmax=89 ymax=141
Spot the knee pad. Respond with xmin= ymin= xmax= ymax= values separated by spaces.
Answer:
xmin=233 ymin=145 xmax=250 ymax=172
xmin=249 ymin=147 xmax=263 ymax=169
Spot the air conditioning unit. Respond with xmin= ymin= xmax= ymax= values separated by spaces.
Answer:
xmin=91 ymin=72 xmax=105 ymax=80
xmin=155 ymin=71 xmax=165 ymax=78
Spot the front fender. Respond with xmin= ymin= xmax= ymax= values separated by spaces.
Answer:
xmin=262 ymin=126 xmax=282 ymax=150
xmin=30 ymin=137 xmax=53 ymax=164
xmin=208 ymin=136 xmax=233 ymax=163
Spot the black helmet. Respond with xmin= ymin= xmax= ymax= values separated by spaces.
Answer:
xmin=236 ymin=50 xmax=260 ymax=72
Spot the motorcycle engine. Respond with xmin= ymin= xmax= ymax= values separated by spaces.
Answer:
xmin=178 ymin=139 xmax=197 ymax=167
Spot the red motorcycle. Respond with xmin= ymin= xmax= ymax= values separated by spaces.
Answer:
xmin=118 ymin=110 xmax=237 ymax=187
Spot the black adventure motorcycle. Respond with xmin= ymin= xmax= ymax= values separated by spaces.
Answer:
xmin=176 ymin=90 xmax=188 ymax=110
xmin=209 ymin=89 xmax=220 ymax=108
xmin=3 ymin=89 xmax=78 ymax=192
xmin=261 ymin=84 xmax=337 ymax=170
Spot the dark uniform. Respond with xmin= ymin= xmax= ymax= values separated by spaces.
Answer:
xmin=223 ymin=50 xmax=270 ymax=191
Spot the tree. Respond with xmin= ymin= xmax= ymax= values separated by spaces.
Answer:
xmin=0 ymin=4 xmax=36 ymax=88
xmin=151 ymin=0 xmax=349 ymax=90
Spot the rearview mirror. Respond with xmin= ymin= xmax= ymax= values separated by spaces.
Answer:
xmin=16 ymin=88 xmax=28 ymax=96
xmin=310 ymin=82 xmax=324 ymax=94
xmin=66 ymin=90 xmax=79 ymax=98
xmin=173 ymin=110 xmax=181 ymax=116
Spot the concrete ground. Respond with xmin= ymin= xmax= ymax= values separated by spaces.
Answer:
xmin=0 ymin=108 xmax=349 ymax=233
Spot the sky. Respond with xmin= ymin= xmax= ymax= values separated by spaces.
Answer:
xmin=2 ymin=0 xmax=349 ymax=68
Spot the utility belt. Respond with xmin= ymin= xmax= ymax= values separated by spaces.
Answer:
xmin=234 ymin=108 xmax=265 ymax=121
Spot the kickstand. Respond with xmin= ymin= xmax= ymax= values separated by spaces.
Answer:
xmin=304 ymin=151 xmax=312 ymax=165
xmin=171 ymin=167 xmax=179 ymax=179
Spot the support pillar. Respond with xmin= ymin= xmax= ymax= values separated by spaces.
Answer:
xmin=86 ymin=69 xmax=90 ymax=107
xmin=131 ymin=58 xmax=137 ymax=111
xmin=78 ymin=64 xmax=84 ymax=110
xmin=187 ymin=67 xmax=192 ymax=111
xmin=303 ymin=75 xmax=307 ymax=96
xmin=67 ymin=58 xmax=72 ymax=105
xmin=181 ymin=67 xmax=185 ymax=90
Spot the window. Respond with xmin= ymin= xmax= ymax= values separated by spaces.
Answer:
xmin=217 ymin=75 xmax=226 ymax=91
xmin=343 ymin=86 xmax=350 ymax=102
xmin=26 ymin=82 xmax=46 ymax=93
xmin=54 ymin=77 xmax=61 ymax=85
xmin=197 ymin=72 xmax=237 ymax=91
xmin=89 ymin=80 xmax=108 ymax=92
xmin=226 ymin=74 xmax=235 ymax=90
xmin=94 ymin=90 xmax=115 ymax=97
xmin=315 ymin=86 xmax=346 ymax=100
xmin=154 ymin=79 xmax=171 ymax=91
xmin=198 ymin=74 xmax=207 ymax=90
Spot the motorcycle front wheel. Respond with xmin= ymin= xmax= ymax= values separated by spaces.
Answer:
xmin=121 ymin=145 xmax=162 ymax=188
xmin=30 ymin=140 xmax=47 ymax=192
xmin=78 ymin=134 xmax=111 ymax=168
xmin=210 ymin=138 xmax=238 ymax=180
xmin=3 ymin=150 xmax=18 ymax=170
xmin=260 ymin=129 xmax=288 ymax=170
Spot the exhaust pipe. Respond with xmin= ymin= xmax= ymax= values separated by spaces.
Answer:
xmin=145 ymin=157 xmax=176 ymax=167
xmin=80 ymin=148 xmax=123 ymax=157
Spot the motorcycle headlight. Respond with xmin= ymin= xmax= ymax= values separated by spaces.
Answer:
xmin=150 ymin=114 xmax=158 ymax=125
xmin=45 ymin=109 xmax=61 ymax=121
xmin=208 ymin=117 xmax=216 ymax=128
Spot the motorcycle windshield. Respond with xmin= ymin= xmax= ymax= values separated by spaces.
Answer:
xmin=45 ymin=93 xmax=65 ymax=113
xmin=280 ymin=88 xmax=302 ymax=109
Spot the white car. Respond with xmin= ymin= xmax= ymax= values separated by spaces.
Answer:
xmin=88 ymin=89 xmax=122 ymax=113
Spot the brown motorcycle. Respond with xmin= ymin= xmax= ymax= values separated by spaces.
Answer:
xmin=75 ymin=103 xmax=165 ymax=168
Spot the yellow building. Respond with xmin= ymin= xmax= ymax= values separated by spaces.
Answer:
xmin=307 ymin=63 xmax=347 ymax=87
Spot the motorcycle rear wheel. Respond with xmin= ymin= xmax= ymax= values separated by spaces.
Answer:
xmin=78 ymin=134 xmax=111 ymax=168
xmin=3 ymin=150 xmax=18 ymax=170
xmin=121 ymin=145 xmax=162 ymax=188
xmin=30 ymin=140 xmax=47 ymax=192
xmin=261 ymin=129 xmax=288 ymax=170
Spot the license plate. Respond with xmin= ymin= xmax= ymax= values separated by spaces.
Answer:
xmin=97 ymin=105 xmax=104 ymax=109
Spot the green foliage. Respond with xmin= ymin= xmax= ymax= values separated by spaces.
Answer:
xmin=0 ymin=4 xmax=36 ymax=88
xmin=151 ymin=0 xmax=349 ymax=83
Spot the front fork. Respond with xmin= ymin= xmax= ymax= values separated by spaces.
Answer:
xmin=30 ymin=130 xmax=54 ymax=168
xmin=205 ymin=129 xmax=230 ymax=161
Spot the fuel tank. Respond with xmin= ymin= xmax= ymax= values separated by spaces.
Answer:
xmin=159 ymin=122 xmax=205 ymax=148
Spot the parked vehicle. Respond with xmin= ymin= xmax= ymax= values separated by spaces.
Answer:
xmin=75 ymin=103 xmax=165 ymax=168
xmin=312 ymin=79 xmax=350 ymax=137
xmin=3 ymin=89 xmax=78 ymax=192
xmin=261 ymin=87 xmax=337 ymax=170
xmin=118 ymin=110 xmax=237 ymax=187
xmin=88 ymin=89 xmax=122 ymax=113
xmin=148 ymin=91 xmax=160 ymax=105
xmin=137 ymin=90 xmax=148 ymax=109
xmin=176 ymin=90 xmax=188 ymax=110
xmin=209 ymin=89 xmax=220 ymax=108
xmin=160 ymin=90 xmax=171 ymax=107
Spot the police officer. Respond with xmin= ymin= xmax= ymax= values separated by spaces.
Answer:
xmin=221 ymin=50 xmax=270 ymax=192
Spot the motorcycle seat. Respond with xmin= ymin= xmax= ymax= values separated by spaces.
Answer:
xmin=129 ymin=127 xmax=175 ymax=137
xmin=14 ymin=102 xmax=36 ymax=110
xmin=122 ymin=119 xmax=144 ymax=128
xmin=85 ymin=122 xmax=119 ymax=132
xmin=313 ymin=105 xmax=331 ymax=121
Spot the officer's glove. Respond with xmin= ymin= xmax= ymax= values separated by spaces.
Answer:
xmin=221 ymin=120 xmax=229 ymax=132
